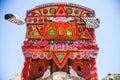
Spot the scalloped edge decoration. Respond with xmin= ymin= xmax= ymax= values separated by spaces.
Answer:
xmin=46 ymin=54 xmax=52 ymax=59
xmin=32 ymin=54 xmax=38 ymax=59
xmin=69 ymin=54 xmax=76 ymax=59
xmin=83 ymin=54 xmax=89 ymax=59
xmin=76 ymin=54 xmax=83 ymax=59
xmin=39 ymin=54 xmax=45 ymax=59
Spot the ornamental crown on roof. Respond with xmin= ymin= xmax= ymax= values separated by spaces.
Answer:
xmin=26 ymin=3 xmax=99 ymax=28
xmin=27 ymin=2 xmax=95 ymax=17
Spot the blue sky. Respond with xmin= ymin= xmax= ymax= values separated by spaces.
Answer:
xmin=0 ymin=0 xmax=120 ymax=80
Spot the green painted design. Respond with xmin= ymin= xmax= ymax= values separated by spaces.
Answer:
xmin=67 ymin=29 xmax=72 ymax=36
xmin=82 ymin=11 xmax=87 ymax=16
xmin=34 ymin=12 xmax=40 ymax=16
xmin=50 ymin=8 xmax=56 ymax=14
xmin=57 ymin=54 xmax=64 ymax=60
xmin=49 ymin=29 xmax=55 ymax=36
xmin=30 ymin=30 xmax=38 ymax=36
xmin=66 ymin=8 xmax=73 ymax=14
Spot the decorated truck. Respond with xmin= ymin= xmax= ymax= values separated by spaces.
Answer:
xmin=5 ymin=3 xmax=100 ymax=80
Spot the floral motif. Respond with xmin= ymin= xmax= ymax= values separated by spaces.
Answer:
xmin=83 ymin=54 xmax=89 ymax=59
xmin=32 ymin=54 xmax=38 ymax=59
xmin=77 ymin=54 xmax=82 ymax=59
xmin=46 ymin=54 xmax=52 ymax=59
xmin=66 ymin=8 xmax=73 ymax=14
xmin=69 ymin=54 xmax=76 ymax=59
xmin=50 ymin=8 xmax=56 ymax=14
xmin=39 ymin=54 xmax=45 ymax=59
